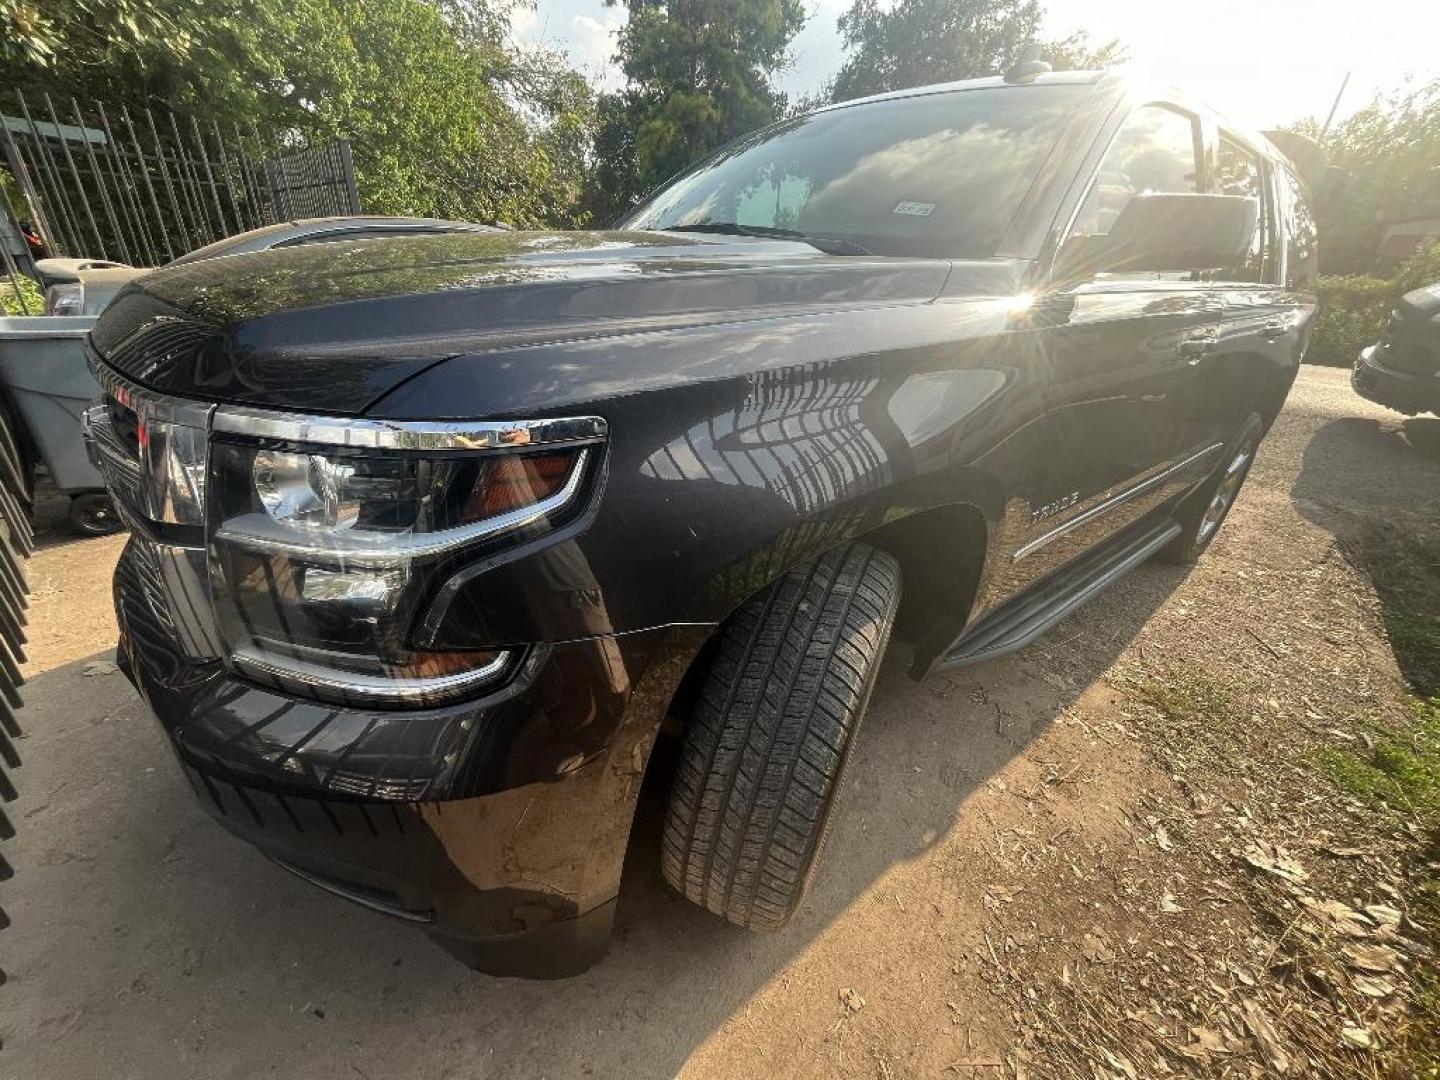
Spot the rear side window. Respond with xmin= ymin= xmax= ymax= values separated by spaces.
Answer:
xmin=1070 ymin=105 xmax=1200 ymax=238
xmin=1214 ymin=135 xmax=1274 ymax=283
xmin=1278 ymin=168 xmax=1318 ymax=288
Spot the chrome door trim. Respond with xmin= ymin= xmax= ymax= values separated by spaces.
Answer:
xmin=1013 ymin=441 xmax=1225 ymax=562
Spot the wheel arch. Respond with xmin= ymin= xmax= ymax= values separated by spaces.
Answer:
xmin=660 ymin=500 xmax=993 ymax=736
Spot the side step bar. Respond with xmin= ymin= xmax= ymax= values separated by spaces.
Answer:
xmin=933 ymin=518 xmax=1182 ymax=673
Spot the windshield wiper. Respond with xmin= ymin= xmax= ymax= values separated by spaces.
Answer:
xmin=661 ymin=221 xmax=873 ymax=256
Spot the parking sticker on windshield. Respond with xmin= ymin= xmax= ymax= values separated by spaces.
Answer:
xmin=893 ymin=201 xmax=937 ymax=217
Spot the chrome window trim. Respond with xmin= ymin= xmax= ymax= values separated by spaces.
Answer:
xmin=1013 ymin=441 xmax=1225 ymax=561
xmin=231 ymin=644 xmax=511 ymax=707
xmin=1051 ymin=100 xmax=1206 ymax=274
xmin=213 ymin=448 xmax=592 ymax=565
xmin=212 ymin=407 xmax=607 ymax=451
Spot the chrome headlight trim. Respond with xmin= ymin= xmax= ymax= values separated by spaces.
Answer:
xmin=231 ymin=644 xmax=512 ymax=706
xmin=213 ymin=447 xmax=592 ymax=565
xmin=212 ymin=407 xmax=608 ymax=451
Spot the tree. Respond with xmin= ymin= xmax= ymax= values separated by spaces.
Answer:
xmin=830 ymin=0 xmax=1123 ymax=103
xmin=0 ymin=0 xmax=191 ymax=69
xmin=831 ymin=0 xmax=1040 ymax=102
xmin=1291 ymin=79 xmax=1440 ymax=273
xmin=1043 ymin=29 xmax=1127 ymax=73
xmin=3 ymin=0 xmax=597 ymax=229
xmin=588 ymin=0 xmax=805 ymax=221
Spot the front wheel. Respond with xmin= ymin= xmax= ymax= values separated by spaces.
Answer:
xmin=661 ymin=542 xmax=901 ymax=931
xmin=1160 ymin=412 xmax=1263 ymax=565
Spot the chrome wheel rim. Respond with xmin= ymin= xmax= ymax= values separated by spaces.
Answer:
xmin=1196 ymin=440 xmax=1254 ymax=546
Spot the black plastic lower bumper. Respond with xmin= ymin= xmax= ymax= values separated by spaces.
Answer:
xmin=114 ymin=540 xmax=711 ymax=976
xmin=1352 ymin=346 xmax=1440 ymax=416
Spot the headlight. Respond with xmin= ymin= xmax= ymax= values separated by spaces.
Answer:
xmin=44 ymin=282 xmax=85 ymax=316
xmin=206 ymin=429 xmax=600 ymax=708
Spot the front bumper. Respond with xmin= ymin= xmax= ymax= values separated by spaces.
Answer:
xmin=115 ymin=538 xmax=710 ymax=976
xmin=1352 ymin=346 xmax=1440 ymax=417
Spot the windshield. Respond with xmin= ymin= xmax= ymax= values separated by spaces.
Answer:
xmin=617 ymin=84 xmax=1089 ymax=259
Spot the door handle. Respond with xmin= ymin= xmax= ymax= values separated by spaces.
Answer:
xmin=1261 ymin=316 xmax=1290 ymax=340
xmin=1177 ymin=330 xmax=1215 ymax=363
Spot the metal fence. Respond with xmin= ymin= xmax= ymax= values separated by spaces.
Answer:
xmin=0 ymin=90 xmax=360 ymax=271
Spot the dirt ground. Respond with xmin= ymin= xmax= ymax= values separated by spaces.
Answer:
xmin=2 ymin=365 xmax=1436 ymax=1079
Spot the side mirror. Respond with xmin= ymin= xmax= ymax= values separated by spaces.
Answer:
xmin=1055 ymin=193 xmax=1257 ymax=280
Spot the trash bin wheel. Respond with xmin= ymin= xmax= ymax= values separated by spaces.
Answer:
xmin=67 ymin=492 xmax=122 ymax=537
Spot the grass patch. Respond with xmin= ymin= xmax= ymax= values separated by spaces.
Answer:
xmin=1344 ymin=518 xmax=1440 ymax=699
xmin=1319 ymin=697 xmax=1440 ymax=827
xmin=1120 ymin=669 xmax=1248 ymax=772
xmin=1127 ymin=670 xmax=1236 ymax=726
xmin=1326 ymin=518 xmax=1440 ymax=835
xmin=1328 ymin=519 xmax=1440 ymax=1072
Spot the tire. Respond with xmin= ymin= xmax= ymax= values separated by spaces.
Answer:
xmin=67 ymin=492 xmax=123 ymax=537
xmin=1160 ymin=412 xmax=1263 ymax=565
xmin=662 ymin=542 xmax=901 ymax=931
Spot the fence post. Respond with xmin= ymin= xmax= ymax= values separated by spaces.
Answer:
xmin=121 ymin=107 xmax=175 ymax=263
xmin=68 ymin=99 xmax=130 ymax=265
xmin=99 ymin=104 xmax=157 ymax=267
xmin=0 ymin=121 xmax=54 ymax=262
xmin=210 ymin=119 xmax=249 ymax=233
xmin=15 ymin=92 xmax=82 ymax=257
xmin=43 ymin=93 xmax=107 ymax=259
xmin=141 ymin=108 xmax=192 ymax=255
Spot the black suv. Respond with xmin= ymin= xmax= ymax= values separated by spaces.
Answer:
xmin=84 ymin=71 xmax=1316 ymax=977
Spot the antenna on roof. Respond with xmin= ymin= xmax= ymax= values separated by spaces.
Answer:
xmin=1004 ymin=44 xmax=1052 ymax=84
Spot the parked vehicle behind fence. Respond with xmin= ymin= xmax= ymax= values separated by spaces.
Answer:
xmin=83 ymin=68 xmax=1317 ymax=977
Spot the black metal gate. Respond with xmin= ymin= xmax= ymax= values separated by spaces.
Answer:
xmin=0 ymin=90 xmax=360 ymax=273
xmin=266 ymin=142 xmax=361 ymax=222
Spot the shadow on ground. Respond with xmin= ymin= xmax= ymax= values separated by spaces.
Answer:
xmin=0 ymin=551 xmax=1192 ymax=1078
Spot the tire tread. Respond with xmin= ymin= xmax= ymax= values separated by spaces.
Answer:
xmin=662 ymin=543 xmax=900 ymax=930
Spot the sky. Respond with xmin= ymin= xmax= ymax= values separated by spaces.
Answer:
xmin=512 ymin=0 xmax=1439 ymax=130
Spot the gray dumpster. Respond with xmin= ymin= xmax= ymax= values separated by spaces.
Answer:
xmin=0 ymin=316 xmax=120 ymax=534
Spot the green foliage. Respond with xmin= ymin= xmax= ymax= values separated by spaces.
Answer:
xmin=0 ymin=0 xmax=191 ymax=68
xmin=0 ymin=273 xmax=43 ymax=316
xmin=1310 ymin=240 xmax=1440 ymax=366
xmin=1041 ymin=29 xmax=1128 ymax=72
xmin=1310 ymin=274 xmax=1396 ymax=367
xmin=5 ymin=0 xmax=596 ymax=229
xmin=829 ymin=0 xmax=1124 ymax=103
xmin=832 ymin=0 xmax=1042 ymax=102
xmin=1291 ymin=79 xmax=1440 ymax=275
xmin=588 ymin=0 xmax=804 ymax=221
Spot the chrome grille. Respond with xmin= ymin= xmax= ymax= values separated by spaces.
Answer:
xmin=82 ymin=401 xmax=144 ymax=519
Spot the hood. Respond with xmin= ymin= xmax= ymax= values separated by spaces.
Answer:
xmin=89 ymin=229 xmax=953 ymax=413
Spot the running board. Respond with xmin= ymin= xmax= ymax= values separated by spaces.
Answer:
xmin=933 ymin=518 xmax=1182 ymax=673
